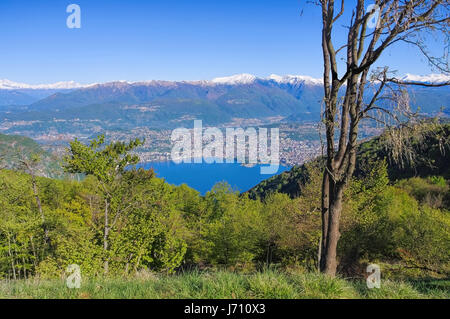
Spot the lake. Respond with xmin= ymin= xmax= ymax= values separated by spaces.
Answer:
xmin=140 ymin=161 xmax=291 ymax=195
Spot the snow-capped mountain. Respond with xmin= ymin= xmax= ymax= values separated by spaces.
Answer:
xmin=207 ymin=72 xmax=449 ymax=86
xmin=267 ymin=74 xmax=323 ymax=86
xmin=2 ymin=72 xmax=446 ymax=91
xmin=209 ymin=73 xmax=323 ymax=86
xmin=0 ymin=79 xmax=93 ymax=90
xmin=211 ymin=73 xmax=258 ymax=85
xmin=0 ymin=73 xmax=327 ymax=127
xmin=0 ymin=73 xmax=448 ymax=122
xmin=402 ymin=73 xmax=450 ymax=84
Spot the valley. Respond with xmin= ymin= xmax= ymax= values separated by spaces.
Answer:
xmin=1 ymin=74 xmax=444 ymax=167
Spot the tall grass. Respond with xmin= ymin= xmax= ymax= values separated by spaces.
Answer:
xmin=0 ymin=270 xmax=448 ymax=299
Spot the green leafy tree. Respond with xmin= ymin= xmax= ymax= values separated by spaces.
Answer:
xmin=262 ymin=163 xmax=322 ymax=270
xmin=64 ymin=134 xmax=143 ymax=274
xmin=202 ymin=183 xmax=264 ymax=269
xmin=110 ymin=171 xmax=187 ymax=274
xmin=0 ymin=170 xmax=42 ymax=279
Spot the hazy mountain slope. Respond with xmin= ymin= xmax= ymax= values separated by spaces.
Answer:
xmin=0 ymin=134 xmax=63 ymax=178
xmin=0 ymin=90 xmax=37 ymax=106
xmin=2 ymin=79 xmax=322 ymax=127
xmin=0 ymin=79 xmax=92 ymax=106
xmin=407 ymin=86 xmax=450 ymax=114
xmin=1 ymin=75 xmax=449 ymax=129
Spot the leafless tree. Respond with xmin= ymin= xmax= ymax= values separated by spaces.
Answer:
xmin=315 ymin=0 xmax=449 ymax=276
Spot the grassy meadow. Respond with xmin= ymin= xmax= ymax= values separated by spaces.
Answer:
xmin=0 ymin=270 xmax=448 ymax=299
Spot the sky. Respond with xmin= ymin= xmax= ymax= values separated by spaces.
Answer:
xmin=0 ymin=0 xmax=446 ymax=84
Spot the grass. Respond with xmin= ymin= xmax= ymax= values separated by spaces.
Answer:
xmin=0 ymin=270 xmax=448 ymax=299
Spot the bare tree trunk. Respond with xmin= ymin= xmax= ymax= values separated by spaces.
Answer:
xmin=30 ymin=235 xmax=37 ymax=268
xmin=12 ymin=237 xmax=20 ymax=279
xmin=31 ymin=175 xmax=49 ymax=246
xmin=322 ymin=184 xmax=343 ymax=276
xmin=103 ymin=198 xmax=110 ymax=275
xmin=32 ymin=177 xmax=43 ymax=220
xmin=134 ymin=253 xmax=143 ymax=273
xmin=319 ymin=171 xmax=330 ymax=271
xmin=22 ymin=256 xmax=27 ymax=279
xmin=7 ymin=235 xmax=16 ymax=280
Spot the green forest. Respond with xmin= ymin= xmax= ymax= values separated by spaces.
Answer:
xmin=0 ymin=124 xmax=449 ymax=298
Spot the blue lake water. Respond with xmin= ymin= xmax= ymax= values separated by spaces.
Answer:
xmin=140 ymin=161 xmax=291 ymax=195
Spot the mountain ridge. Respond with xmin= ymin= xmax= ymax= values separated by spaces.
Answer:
xmin=2 ymin=72 xmax=449 ymax=90
xmin=1 ymin=74 xmax=448 ymax=130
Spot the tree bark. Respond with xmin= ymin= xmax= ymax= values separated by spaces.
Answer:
xmin=30 ymin=174 xmax=49 ymax=246
xmin=103 ymin=198 xmax=110 ymax=274
xmin=7 ymin=235 xmax=16 ymax=280
xmin=322 ymin=183 xmax=343 ymax=276
xmin=32 ymin=177 xmax=43 ymax=221
xmin=319 ymin=171 xmax=329 ymax=271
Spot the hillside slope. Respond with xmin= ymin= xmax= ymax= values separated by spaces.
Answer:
xmin=248 ymin=123 xmax=450 ymax=199
xmin=0 ymin=134 xmax=62 ymax=178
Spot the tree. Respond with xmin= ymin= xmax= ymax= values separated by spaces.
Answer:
xmin=0 ymin=170 xmax=40 ymax=279
xmin=1 ymin=146 xmax=49 ymax=247
xmin=316 ymin=0 xmax=449 ymax=276
xmin=110 ymin=170 xmax=187 ymax=274
xmin=202 ymin=183 xmax=264 ymax=268
xmin=17 ymin=153 xmax=48 ymax=245
xmin=63 ymin=135 xmax=144 ymax=274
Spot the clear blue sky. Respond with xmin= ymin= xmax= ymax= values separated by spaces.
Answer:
xmin=0 ymin=0 xmax=444 ymax=84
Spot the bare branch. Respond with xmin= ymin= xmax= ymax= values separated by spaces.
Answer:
xmin=387 ymin=77 xmax=450 ymax=87
xmin=332 ymin=0 xmax=345 ymax=23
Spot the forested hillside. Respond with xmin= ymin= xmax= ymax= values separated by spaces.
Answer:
xmin=0 ymin=133 xmax=62 ymax=178
xmin=248 ymin=123 xmax=450 ymax=199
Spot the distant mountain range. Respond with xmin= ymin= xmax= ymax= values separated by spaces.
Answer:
xmin=1 ymin=74 xmax=449 ymax=129
xmin=0 ymin=79 xmax=92 ymax=107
